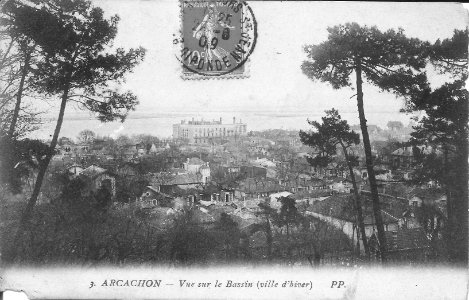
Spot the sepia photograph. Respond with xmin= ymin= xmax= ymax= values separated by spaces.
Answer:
xmin=0 ymin=0 xmax=467 ymax=299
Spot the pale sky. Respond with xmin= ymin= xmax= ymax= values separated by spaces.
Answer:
xmin=91 ymin=1 xmax=467 ymax=112
xmin=40 ymin=1 xmax=468 ymax=137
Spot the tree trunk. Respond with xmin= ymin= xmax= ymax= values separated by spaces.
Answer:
xmin=456 ymin=98 xmax=469 ymax=264
xmin=445 ymin=143 xmax=468 ymax=264
xmin=11 ymin=82 xmax=71 ymax=260
xmin=454 ymin=142 xmax=468 ymax=264
xmin=8 ymin=50 xmax=31 ymax=137
xmin=341 ymin=144 xmax=369 ymax=256
xmin=442 ymin=147 xmax=454 ymax=260
xmin=446 ymin=93 xmax=468 ymax=265
xmin=265 ymin=218 xmax=273 ymax=261
xmin=355 ymin=59 xmax=387 ymax=262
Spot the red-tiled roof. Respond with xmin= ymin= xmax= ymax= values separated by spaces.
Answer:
xmin=291 ymin=190 xmax=332 ymax=200
xmin=410 ymin=187 xmax=445 ymax=202
xmin=310 ymin=194 xmax=403 ymax=225
xmin=187 ymin=157 xmax=205 ymax=165
xmin=237 ymin=178 xmax=283 ymax=193
xmin=163 ymin=173 xmax=203 ymax=185
xmin=384 ymin=228 xmax=430 ymax=251
xmin=80 ymin=165 xmax=108 ymax=178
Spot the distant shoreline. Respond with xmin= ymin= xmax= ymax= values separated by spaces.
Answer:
xmin=33 ymin=111 xmax=413 ymax=140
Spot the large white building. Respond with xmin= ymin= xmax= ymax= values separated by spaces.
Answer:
xmin=173 ymin=117 xmax=247 ymax=144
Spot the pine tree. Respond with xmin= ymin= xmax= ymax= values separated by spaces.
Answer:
xmin=300 ymin=108 xmax=369 ymax=256
xmin=407 ymin=29 xmax=468 ymax=264
xmin=5 ymin=0 xmax=146 ymax=259
xmin=302 ymin=23 xmax=428 ymax=261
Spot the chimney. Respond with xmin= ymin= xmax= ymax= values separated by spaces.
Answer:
xmin=220 ymin=117 xmax=222 ymax=124
xmin=233 ymin=117 xmax=236 ymax=124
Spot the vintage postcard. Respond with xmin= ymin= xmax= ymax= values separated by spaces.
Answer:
xmin=0 ymin=0 xmax=468 ymax=299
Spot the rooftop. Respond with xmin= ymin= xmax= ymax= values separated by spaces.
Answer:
xmin=310 ymin=194 xmax=405 ymax=225
xmin=163 ymin=173 xmax=203 ymax=186
xmin=177 ymin=117 xmax=246 ymax=126
xmin=379 ymin=228 xmax=430 ymax=252
xmin=186 ymin=157 xmax=205 ymax=165
xmin=80 ymin=165 xmax=108 ymax=178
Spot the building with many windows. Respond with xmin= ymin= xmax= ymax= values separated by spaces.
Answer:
xmin=173 ymin=117 xmax=247 ymax=144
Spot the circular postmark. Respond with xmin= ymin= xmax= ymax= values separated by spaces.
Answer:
xmin=180 ymin=0 xmax=257 ymax=77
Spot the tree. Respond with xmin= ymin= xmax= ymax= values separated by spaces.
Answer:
xmin=407 ymin=29 xmax=468 ymax=264
xmin=276 ymin=196 xmax=301 ymax=239
xmin=214 ymin=213 xmax=240 ymax=260
xmin=0 ymin=137 xmax=52 ymax=194
xmin=0 ymin=4 xmax=42 ymax=138
xmin=302 ymin=23 xmax=428 ymax=261
xmin=131 ymin=134 xmax=159 ymax=147
xmin=0 ymin=3 xmax=44 ymax=193
xmin=7 ymin=0 xmax=145 ymax=259
xmin=273 ymin=196 xmax=302 ymax=262
xmin=428 ymin=29 xmax=467 ymax=79
xmin=299 ymin=108 xmax=369 ymax=256
xmin=115 ymin=134 xmax=132 ymax=147
xmin=386 ymin=121 xmax=404 ymax=131
xmin=77 ymin=129 xmax=96 ymax=144
xmin=167 ymin=208 xmax=216 ymax=264
xmin=255 ymin=200 xmax=277 ymax=261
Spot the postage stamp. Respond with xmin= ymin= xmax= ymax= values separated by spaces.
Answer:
xmin=1 ymin=0 xmax=468 ymax=299
xmin=179 ymin=0 xmax=257 ymax=78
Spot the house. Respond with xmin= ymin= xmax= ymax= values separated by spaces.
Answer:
xmin=235 ymin=178 xmax=284 ymax=200
xmin=78 ymin=164 xmax=116 ymax=198
xmin=368 ymin=228 xmax=431 ymax=262
xmin=326 ymin=178 xmax=353 ymax=193
xmin=290 ymin=190 xmax=332 ymax=205
xmin=140 ymin=186 xmax=174 ymax=207
xmin=140 ymin=184 xmax=201 ymax=208
xmin=184 ymin=157 xmax=211 ymax=184
xmin=307 ymin=193 xmax=408 ymax=254
xmin=66 ymin=164 xmax=84 ymax=178
xmin=184 ymin=157 xmax=205 ymax=173
xmin=308 ymin=178 xmax=328 ymax=190
xmin=281 ymin=179 xmax=303 ymax=193
xmin=201 ymin=184 xmax=235 ymax=203
xmin=391 ymin=147 xmax=414 ymax=169
xmin=408 ymin=188 xmax=447 ymax=208
xmin=147 ymin=172 xmax=204 ymax=205
xmin=240 ymin=164 xmax=267 ymax=179
xmin=157 ymin=173 xmax=204 ymax=193
xmin=225 ymin=164 xmax=241 ymax=174
xmin=199 ymin=164 xmax=211 ymax=184
xmin=135 ymin=142 xmax=149 ymax=156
